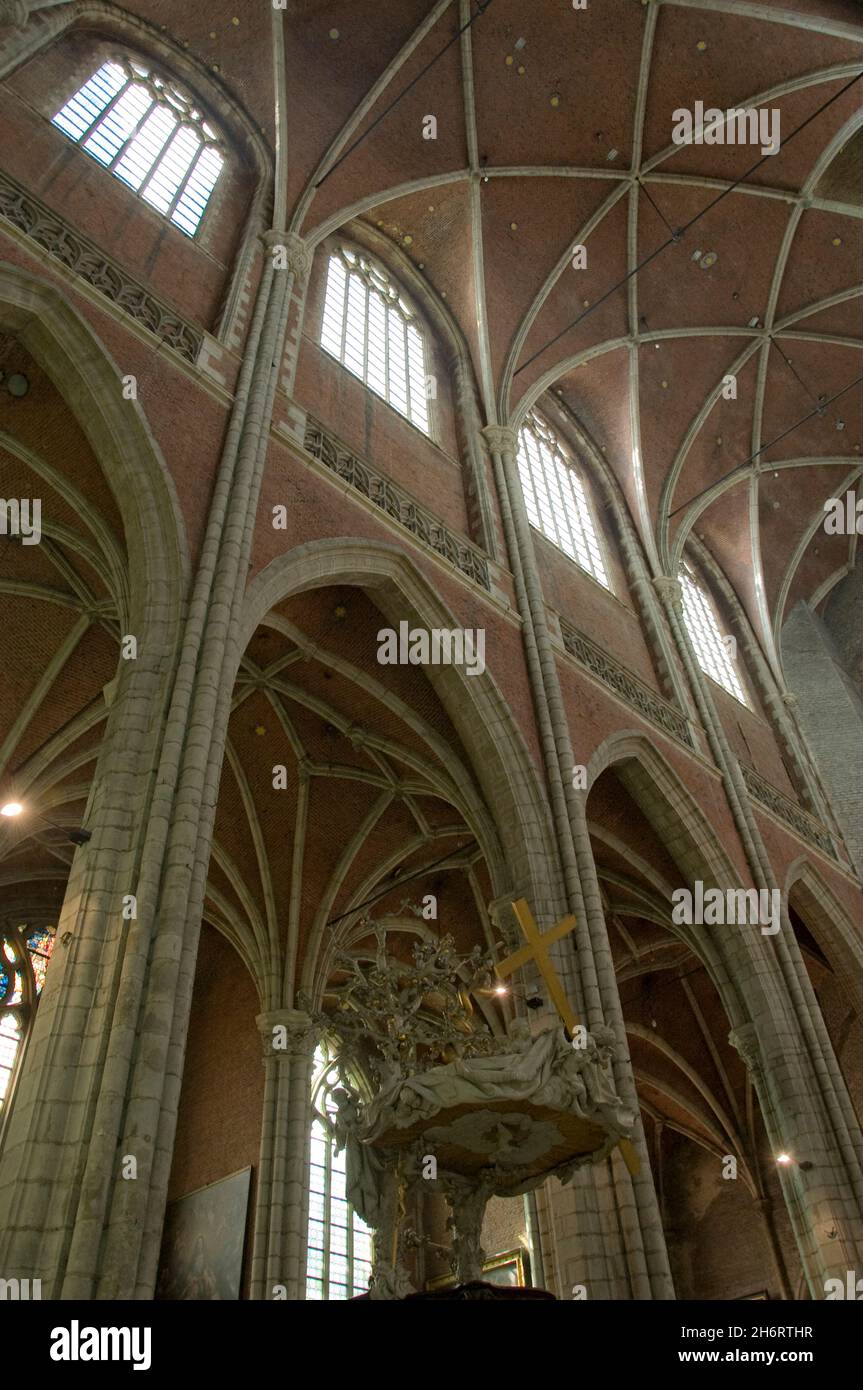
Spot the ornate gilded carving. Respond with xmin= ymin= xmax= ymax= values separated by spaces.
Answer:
xmin=311 ymin=930 xmax=633 ymax=1296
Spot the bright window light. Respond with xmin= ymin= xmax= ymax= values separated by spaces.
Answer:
xmin=516 ymin=410 xmax=611 ymax=589
xmin=52 ymin=59 xmax=224 ymax=237
xmin=320 ymin=247 xmax=431 ymax=435
xmin=680 ymin=568 xmax=747 ymax=704
xmin=0 ymin=927 xmax=56 ymax=1117
xmin=306 ymin=1042 xmax=374 ymax=1301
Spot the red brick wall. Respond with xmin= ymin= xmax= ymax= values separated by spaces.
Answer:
xmin=168 ymin=923 xmax=263 ymax=1204
xmin=294 ymin=238 xmax=470 ymax=535
xmin=660 ymin=1130 xmax=802 ymax=1301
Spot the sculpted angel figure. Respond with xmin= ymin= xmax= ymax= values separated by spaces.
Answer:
xmin=331 ymin=1084 xmax=385 ymax=1228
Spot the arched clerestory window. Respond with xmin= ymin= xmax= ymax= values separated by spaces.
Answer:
xmin=51 ymin=57 xmax=224 ymax=237
xmin=0 ymin=925 xmax=55 ymax=1133
xmin=305 ymin=1040 xmax=374 ymax=1300
xmin=320 ymin=245 xmax=431 ymax=435
xmin=516 ymin=409 xmax=611 ymax=590
xmin=679 ymin=564 xmax=748 ymax=705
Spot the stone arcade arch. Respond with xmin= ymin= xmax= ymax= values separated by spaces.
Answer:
xmin=786 ymin=860 xmax=863 ymax=1132
xmin=241 ymin=539 xmax=562 ymax=915
xmin=786 ymin=860 xmax=863 ymax=1024
xmin=0 ymin=264 xmax=188 ymax=628
xmin=0 ymin=265 xmax=188 ymax=1290
xmin=229 ymin=537 xmax=569 ymax=1297
xmin=585 ymin=730 xmax=863 ymax=1296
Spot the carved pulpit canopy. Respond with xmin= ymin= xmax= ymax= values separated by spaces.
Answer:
xmin=302 ymin=910 xmax=634 ymax=1298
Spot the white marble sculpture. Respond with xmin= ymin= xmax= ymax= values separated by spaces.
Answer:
xmin=307 ymin=930 xmax=634 ymax=1296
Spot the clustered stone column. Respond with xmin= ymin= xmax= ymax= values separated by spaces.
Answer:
xmin=449 ymin=351 xmax=501 ymax=561
xmin=692 ymin=548 xmax=840 ymax=840
xmin=0 ymin=232 xmax=312 ymax=1298
xmin=481 ymin=424 xmax=674 ymax=1300
xmin=657 ymin=577 xmax=863 ymax=1291
xmin=250 ymin=1010 xmax=317 ymax=1300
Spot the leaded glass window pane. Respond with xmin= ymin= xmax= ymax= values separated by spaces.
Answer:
xmin=321 ymin=247 xmax=431 ymax=435
xmin=305 ymin=1041 xmax=375 ymax=1299
xmin=516 ymin=410 xmax=611 ymax=589
xmin=52 ymin=59 xmax=224 ymax=236
xmin=680 ymin=568 xmax=747 ymax=704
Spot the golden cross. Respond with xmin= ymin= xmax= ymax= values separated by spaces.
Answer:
xmin=495 ymin=898 xmax=640 ymax=1178
xmin=495 ymin=898 xmax=581 ymax=1034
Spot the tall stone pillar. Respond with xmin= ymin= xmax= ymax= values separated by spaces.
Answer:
xmin=0 ymin=233 xmax=312 ymax=1299
xmin=0 ymin=630 xmax=180 ymax=1292
xmin=729 ymin=1023 xmax=859 ymax=1292
xmin=250 ymin=1010 xmax=317 ymax=1300
xmin=481 ymin=425 xmax=674 ymax=1299
xmin=655 ymin=577 xmax=863 ymax=1293
xmin=449 ymin=352 xmax=501 ymax=560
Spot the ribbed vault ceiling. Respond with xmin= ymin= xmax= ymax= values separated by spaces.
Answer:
xmin=284 ymin=0 xmax=863 ymax=680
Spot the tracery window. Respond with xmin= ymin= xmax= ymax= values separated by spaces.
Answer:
xmin=306 ymin=1040 xmax=374 ymax=1300
xmin=51 ymin=59 xmax=224 ymax=236
xmin=516 ymin=410 xmax=611 ymax=589
xmin=680 ymin=567 xmax=747 ymax=704
xmin=320 ymin=246 xmax=431 ymax=435
xmin=0 ymin=926 xmax=55 ymax=1122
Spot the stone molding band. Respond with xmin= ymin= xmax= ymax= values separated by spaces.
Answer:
xmin=0 ymin=170 xmax=203 ymax=363
xmin=303 ymin=415 xmax=492 ymax=592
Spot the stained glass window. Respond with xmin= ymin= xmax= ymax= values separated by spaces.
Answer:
xmin=320 ymin=246 xmax=431 ymax=435
xmin=305 ymin=1041 xmax=374 ymax=1300
xmin=26 ymin=928 xmax=55 ymax=995
xmin=51 ymin=58 xmax=224 ymax=236
xmin=516 ymin=410 xmax=611 ymax=589
xmin=0 ymin=925 xmax=55 ymax=1122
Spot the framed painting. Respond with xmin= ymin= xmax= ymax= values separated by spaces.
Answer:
xmin=481 ymin=1248 xmax=527 ymax=1287
xmin=427 ymin=1246 xmax=528 ymax=1291
xmin=156 ymin=1167 xmax=252 ymax=1300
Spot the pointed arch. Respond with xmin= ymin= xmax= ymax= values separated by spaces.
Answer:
xmin=0 ymin=0 xmax=271 ymax=192
xmin=0 ymin=262 xmax=188 ymax=643
xmin=240 ymin=537 xmax=561 ymax=920
xmin=585 ymin=729 xmax=793 ymax=1039
xmin=786 ymin=857 xmax=863 ymax=1022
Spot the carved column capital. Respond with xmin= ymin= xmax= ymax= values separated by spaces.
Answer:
xmin=481 ymin=425 xmax=519 ymax=457
xmin=260 ymin=231 xmax=313 ymax=283
xmin=257 ymin=1008 xmax=316 ymax=1060
xmin=728 ymin=1023 xmax=762 ymax=1078
xmin=487 ymin=892 xmax=528 ymax=953
xmin=652 ymin=576 xmax=683 ymax=611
